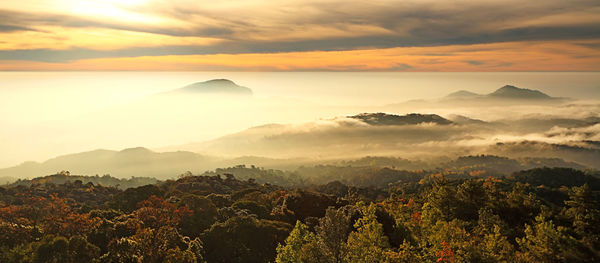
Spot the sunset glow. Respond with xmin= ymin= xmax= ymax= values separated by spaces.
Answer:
xmin=1 ymin=0 xmax=598 ymax=71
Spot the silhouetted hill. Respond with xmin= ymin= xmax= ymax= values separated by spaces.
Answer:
xmin=387 ymin=85 xmax=567 ymax=110
xmin=446 ymin=114 xmax=489 ymax=125
xmin=488 ymin=141 xmax=600 ymax=169
xmin=509 ymin=167 xmax=600 ymax=189
xmin=488 ymin=85 xmax=551 ymax=99
xmin=349 ymin=113 xmax=453 ymax=125
xmin=0 ymin=148 xmax=220 ymax=180
xmin=8 ymin=172 xmax=159 ymax=189
xmin=444 ymin=90 xmax=480 ymax=99
xmin=174 ymin=79 xmax=253 ymax=95
xmin=441 ymin=155 xmax=587 ymax=175
xmin=436 ymin=85 xmax=564 ymax=104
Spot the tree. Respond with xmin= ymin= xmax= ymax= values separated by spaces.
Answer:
xmin=275 ymin=221 xmax=317 ymax=263
xmin=314 ymin=207 xmax=351 ymax=263
xmin=99 ymin=238 xmax=139 ymax=263
xmin=231 ymin=200 xmax=270 ymax=219
xmin=455 ymin=180 xmax=486 ymax=221
xmin=108 ymin=185 xmax=164 ymax=213
xmin=481 ymin=225 xmax=514 ymax=262
xmin=100 ymin=226 xmax=203 ymax=263
xmin=133 ymin=195 xmax=192 ymax=229
xmin=0 ymin=194 xmax=95 ymax=239
xmin=564 ymin=184 xmax=600 ymax=249
xmin=476 ymin=208 xmax=514 ymax=262
xmin=346 ymin=203 xmax=390 ymax=263
xmin=202 ymin=216 xmax=291 ymax=263
xmin=179 ymin=194 xmax=218 ymax=237
xmin=516 ymin=214 xmax=577 ymax=263
xmin=422 ymin=220 xmax=480 ymax=262
xmin=427 ymin=180 xmax=457 ymax=222
xmin=32 ymin=235 xmax=100 ymax=263
xmin=435 ymin=241 xmax=455 ymax=263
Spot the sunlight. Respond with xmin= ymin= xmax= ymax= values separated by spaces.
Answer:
xmin=69 ymin=0 xmax=154 ymax=23
xmin=105 ymin=0 xmax=148 ymax=4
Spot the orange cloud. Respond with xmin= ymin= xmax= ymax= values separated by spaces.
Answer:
xmin=1 ymin=40 xmax=598 ymax=71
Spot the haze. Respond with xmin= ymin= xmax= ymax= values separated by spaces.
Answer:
xmin=0 ymin=0 xmax=599 ymax=177
xmin=1 ymin=71 xmax=599 ymax=171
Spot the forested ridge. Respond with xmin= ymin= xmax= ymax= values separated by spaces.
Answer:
xmin=0 ymin=165 xmax=599 ymax=262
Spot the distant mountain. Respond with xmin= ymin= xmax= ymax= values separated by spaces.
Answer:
xmin=441 ymin=155 xmax=586 ymax=175
xmin=386 ymin=85 xmax=566 ymax=110
xmin=487 ymin=141 xmax=600 ymax=169
xmin=0 ymin=148 xmax=220 ymax=180
xmin=0 ymin=147 xmax=321 ymax=180
xmin=488 ymin=85 xmax=551 ymax=99
xmin=8 ymin=173 xmax=159 ymax=189
xmin=349 ymin=113 xmax=453 ymax=125
xmin=446 ymin=114 xmax=489 ymax=125
xmin=445 ymin=90 xmax=481 ymax=99
xmin=173 ymin=79 xmax=253 ymax=95
xmin=440 ymin=85 xmax=559 ymax=102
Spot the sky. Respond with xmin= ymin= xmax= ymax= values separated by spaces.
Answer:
xmin=0 ymin=0 xmax=599 ymax=71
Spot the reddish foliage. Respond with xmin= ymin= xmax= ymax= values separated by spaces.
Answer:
xmin=0 ymin=193 xmax=96 ymax=242
xmin=134 ymin=195 xmax=192 ymax=228
xmin=411 ymin=212 xmax=422 ymax=226
xmin=436 ymin=241 xmax=456 ymax=263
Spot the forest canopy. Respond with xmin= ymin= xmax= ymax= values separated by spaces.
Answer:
xmin=0 ymin=164 xmax=599 ymax=262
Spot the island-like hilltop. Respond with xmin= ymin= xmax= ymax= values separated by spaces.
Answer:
xmin=174 ymin=79 xmax=253 ymax=95
xmin=444 ymin=85 xmax=555 ymax=100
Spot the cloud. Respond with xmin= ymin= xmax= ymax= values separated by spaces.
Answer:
xmin=0 ymin=0 xmax=599 ymax=66
xmin=0 ymin=24 xmax=33 ymax=32
xmin=0 ymin=46 xmax=217 ymax=63
xmin=0 ymin=9 xmax=233 ymax=37
xmin=465 ymin=60 xmax=484 ymax=66
xmin=1 ymin=40 xmax=598 ymax=71
xmin=544 ymin=124 xmax=600 ymax=142
xmin=190 ymin=105 xmax=600 ymax=166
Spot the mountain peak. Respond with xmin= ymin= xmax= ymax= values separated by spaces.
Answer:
xmin=349 ymin=112 xmax=452 ymax=125
xmin=488 ymin=85 xmax=550 ymax=99
xmin=445 ymin=90 xmax=480 ymax=98
xmin=178 ymin=79 xmax=253 ymax=95
xmin=118 ymin=147 xmax=153 ymax=155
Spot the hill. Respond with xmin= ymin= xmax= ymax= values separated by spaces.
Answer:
xmin=441 ymin=85 xmax=559 ymax=102
xmin=444 ymin=90 xmax=481 ymax=99
xmin=173 ymin=79 xmax=253 ymax=95
xmin=0 ymin=148 xmax=219 ymax=180
xmin=8 ymin=172 xmax=159 ymax=189
xmin=349 ymin=113 xmax=452 ymax=125
xmin=488 ymin=85 xmax=551 ymax=99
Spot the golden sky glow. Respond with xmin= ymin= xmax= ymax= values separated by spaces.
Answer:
xmin=1 ymin=0 xmax=599 ymax=71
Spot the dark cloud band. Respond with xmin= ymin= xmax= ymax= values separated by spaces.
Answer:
xmin=0 ymin=0 xmax=599 ymax=62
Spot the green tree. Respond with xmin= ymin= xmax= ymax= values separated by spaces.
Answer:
xmin=427 ymin=180 xmax=457 ymax=221
xmin=314 ymin=207 xmax=351 ymax=263
xmin=346 ymin=203 xmax=390 ymax=263
xmin=100 ymin=226 xmax=203 ymax=263
xmin=481 ymin=225 xmax=514 ymax=262
xmin=202 ymin=216 xmax=291 ymax=263
xmin=516 ymin=214 xmax=577 ymax=263
xmin=476 ymin=208 xmax=514 ymax=262
xmin=455 ymin=180 xmax=486 ymax=221
xmin=564 ymin=184 xmax=600 ymax=249
xmin=276 ymin=207 xmax=352 ymax=263
xmin=275 ymin=221 xmax=317 ymax=263
xmin=32 ymin=235 xmax=100 ymax=263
